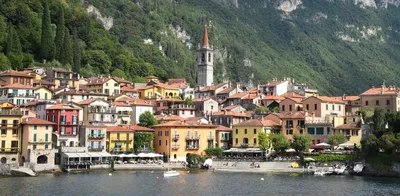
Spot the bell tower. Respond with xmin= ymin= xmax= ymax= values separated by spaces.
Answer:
xmin=197 ymin=25 xmax=213 ymax=87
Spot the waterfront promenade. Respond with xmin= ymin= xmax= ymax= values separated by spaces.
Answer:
xmin=212 ymin=161 xmax=309 ymax=173
xmin=114 ymin=162 xmax=185 ymax=170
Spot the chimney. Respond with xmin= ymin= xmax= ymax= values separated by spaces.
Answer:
xmin=224 ymin=110 xmax=227 ymax=115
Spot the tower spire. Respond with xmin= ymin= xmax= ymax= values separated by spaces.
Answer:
xmin=203 ymin=25 xmax=209 ymax=48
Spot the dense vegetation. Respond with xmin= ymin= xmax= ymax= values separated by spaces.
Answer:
xmin=3 ymin=0 xmax=400 ymax=94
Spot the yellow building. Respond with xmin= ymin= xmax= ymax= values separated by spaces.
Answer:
xmin=0 ymin=101 xmax=16 ymax=112
xmin=332 ymin=115 xmax=363 ymax=146
xmin=44 ymin=67 xmax=79 ymax=89
xmin=86 ymin=76 xmax=121 ymax=96
xmin=0 ymin=110 xmax=23 ymax=164
xmin=137 ymin=76 xmax=180 ymax=100
xmin=232 ymin=117 xmax=281 ymax=148
xmin=153 ymin=120 xmax=217 ymax=162
xmin=20 ymin=117 xmax=55 ymax=170
xmin=34 ymin=86 xmax=53 ymax=100
xmin=106 ymin=126 xmax=134 ymax=153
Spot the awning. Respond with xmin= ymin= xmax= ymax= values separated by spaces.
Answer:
xmin=116 ymin=107 xmax=133 ymax=112
xmin=122 ymin=117 xmax=131 ymax=122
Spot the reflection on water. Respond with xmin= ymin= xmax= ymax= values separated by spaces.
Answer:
xmin=0 ymin=171 xmax=399 ymax=196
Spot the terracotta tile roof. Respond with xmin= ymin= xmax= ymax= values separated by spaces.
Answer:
xmin=86 ymin=77 xmax=114 ymax=85
xmin=126 ymin=125 xmax=154 ymax=132
xmin=47 ymin=103 xmax=81 ymax=110
xmin=216 ymin=125 xmax=233 ymax=132
xmin=198 ymin=83 xmax=228 ymax=92
xmin=21 ymin=117 xmax=55 ymax=125
xmin=264 ymin=96 xmax=286 ymax=101
xmin=212 ymin=111 xmax=252 ymax=118
xmin=113 ymin=76 xmax=132 ymax=84
xmin=77 ymin=98 xmax=105 ymax=105
xmin=34 ymin=79 xmax=55 ymax=86
xmin=50 ymin=67 xmax=71 ymax=73
xmin=283 ymin=97 xmax=303 ymax=103
xmin=151 ymin=81 xmax=180 ymax=89
xmin=24 ymin=100 xmax=37 ymax=106
xmin=242 ymin=93 xmax=259 ymax=100
xmin=330 ymin=96 xmax=360 ymax=102
xmin=192 ymin=97 xmax=215 ymax=102
xmin=281 ymin=92 xmax=303 ymax=98
xmin=155 ymin=115 xmax=185 ymax=121
xmin=0 ymin=79 xmax=8 ymax=86
xmin=279 ymin=111 xmax=306 ymax=119
xmin=360 ymin=87 xmax=398 ymax=96
xmin=317 ymin=96 xmax=345 ymax=104
xmin=157 ymin=98 xmax=184 ymax=102
xmin=167 ymin=79 xmax=187 ymax=88
xmin=221 ymin=105 xmax=241 ymax=111
xmin=0 ymin=101 xmax=15 ymax=108
xmin=334 ymin=123 xmax=360 ymax=130
xmin=154 ymin=120 xmax=217 ymax=128
xmin=0 ymin=70 xmax=34 ymax=77
xmin=114 ymin=98 xmax=152 ymax=106
xmin=106 ymin=126 xmax=134 ymax=132
xmin=217 ymin=87 xmax=236 ymax=95
xmin=2 ymin=83 xmax=33 ymax=89
xmin=120 ymin=86 xmax=138 ymax=92
xmin=56 ymin=89 xmax=88 ymax=96
xmin=234 ymin=119 xmax=281 ymax=127
xmin=228 ymin=92 xmax=248 ymax=99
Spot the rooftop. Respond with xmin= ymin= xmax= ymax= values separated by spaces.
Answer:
xmin=2 ymin=83 xmax=33 ymax=89
xmin=360 ymin=86 xmax=398 ymax=96
xmin=21 ymin=117 xmax=55 ymax=125
xmin=234 ymin=118 xmax=281 ymax=127
xmin=154 ymin=120 xmax=217 ymax=128
xmin=106 ymin=126 xmax=134 ymax=132
xmin=0 ymin=70 xmax=34 ymax=78
xmin=216 ymin=125 xmax=233 ymax=132
xmin=212 ymin=111 xmax=251 ymax=118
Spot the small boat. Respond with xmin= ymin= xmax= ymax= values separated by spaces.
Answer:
xmin=314 ymin=170 xmax=327 ymax=176
xmin=163 ymin=170 xmax=180 ymax=177
xmin=334 ymin=165 xmax=347 ymax=175
xmin=353 ymin=162 xmax=364 ymax=173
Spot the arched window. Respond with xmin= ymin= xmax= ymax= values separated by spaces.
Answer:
xmin=69 ymin=141 xmax=74 ymax=147
xmin=37 ymin=155 xmax=48 ymax=164
xmin=1 ymin=157 xmax=6 ymax=163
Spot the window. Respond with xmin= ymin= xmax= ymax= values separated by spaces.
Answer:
xmin=158 ymin=131 xmax=162 ymax=136
xmin=45 ymin=134 xmax=48 ymax=142
xmin=72 ymin=127 xmax=77 ymax=135
xmin=289 ymin=105 xmax=292 ymax=111
xmin=34 ymin=125 xmax=37 ymax=130
xmin=297 ymin=105 xmax=301 ymax=111
xmin=286 ymin=130 xmax=293 ymax=135
xmin=235 ymin=138 xmax=238 ymax=144
xmin=306 ymin=104 xmax=309 ymax=110
xmin=165 ymin=131 xmax=169 ymax=136
xmin=352 ymin=129 xmax=359 ymax=136
xmin=253 ymin=129 xmax=257 ymax=134
xmin=254 ymin=138 xmax=257 ymax=145
xmin=33 ymin=145 xmax=37 ymax=150
xmin=312 ymin=140 xmax=315 ymax=145
xmin=326 ymin=104 xmax=328 ymax=110
xmin=317 ymin=140 xmax=320 ymax=144
xmin=314 ymin=104 xmax=317 ymax=110
xmin=33 ymin=134 xmax=37 ymax=142
xmin=61 ymin=126 xmax=65 ymax=135
xmin=365 ymin=101 xmax=369 ymax=106
xmin=117 ymin=133 xmax=120 ymax=140
xmin=201 ymin=53 xmax=205 ymax=62
xmin=45 ymin=144 xmax=48 ymax=149
xmin=158 ymin=140 xmax=161 ymax=146
xmin=244 ymin=129 xmax=247 ymax=134
xmin=208 ymin=53 xmax=211 ymax=62
xmin=387 ymin=100 xmax=390 ymax=105
xmin=282 ymin=105 xmax=285 ymax=112
xmin=157 ymin=103 xmax=160 ymax=107
xmin=316 ymin=127 xmax=324 ymax=135
xmin=166 ymin=140 xmax=168 ymax=146
xmin=1 ymin=129 xmax=5 ymax=135
xmin=376 ymin=100 xmax=379 ymax=106
xmin=299 ymin=129 xmax=303 ymax=134
xmin=235 ymin=129 xmax=238 ymax=134
xmin=332 ymin=105 xmax=335 ymax=110
xmin=327 ymin=127 xmax=331 ymax=135
xmin=339 ymin=105 xmax=341 ymax=111
xmin=307 ymin=127 xmax=315 ymax=135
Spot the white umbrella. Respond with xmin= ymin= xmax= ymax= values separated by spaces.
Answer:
xmin=118 ymin=154 xmax=127 ymax=158
xmin=304 ymin=157 xmax=315 ymax=162
xmin=151 ymin=153 xmax=163 ymax=157
xmin=203 ymin=158 xmax=213 ymax=167
xmin=316 ymin=143 xmax=331 ymax=147
xmin=339 ymin=142 xmax=354 ymax=148
xmin=137 ymin=153 xmax=148 ymax=158
xmin=126 ymin=154 xmax=137 ymax=158
xmin=286 ymin=149 xmax=296 ymax=153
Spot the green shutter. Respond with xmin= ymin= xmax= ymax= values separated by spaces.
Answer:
xmin=45 ymin=134 xmax=48 ymax=141
xmin=33 ymin=134 xmax=37 ymax=142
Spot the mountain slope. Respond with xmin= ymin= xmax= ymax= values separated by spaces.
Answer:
xmin=2 ymin=0 xmax=400 ymax=95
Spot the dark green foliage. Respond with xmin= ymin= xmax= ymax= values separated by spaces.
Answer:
xmin=5 ymin=26 xmax=22 ymax=56
xmin=40 ymin=0 xmax=54 ymax=61
xmin=72 ymin=28 xmax=81 ymax=72
xmin=133 ymin=132 xmax=154 ymax=153
xmin=373 ymin=107 xmax=387 ymax=137
xmin=111 ymin=68 xmax=127 ymax=79
xmin=271 ymin=133 xmax=290 ymax=154
xmin=184 ymin=98 xmax=194 ymax=106
xmin=62 ymin=28 xmax=73 ymax=65
xmin=138 ymin=111 xmax=158 ymax=128
xmin=204 ymin=148 xmax=222 ymax=157
xmin=305 ymin=154 xmax=356 ymax=162
xmin=327 ymin=133 xmax=347 ymax=147
xmin=54 ymin=5 xmax=65 ymax=62
xmin=82 ymin=50 xmax=111 ymax=74
xmin=292 ymin=134 xmax=313 ymax=152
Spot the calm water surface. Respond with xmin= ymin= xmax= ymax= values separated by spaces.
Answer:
xmin=1 ymin=170 xmax=399 ymax=196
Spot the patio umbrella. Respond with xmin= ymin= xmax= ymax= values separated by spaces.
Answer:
xmin=126 ymin=154 xmax=137 ymax=158
xmin=118 ymin=154 xmax=127 ymax=158
xmin=304 ymin=157 xmax=315 ymax=162
xmin=339 ymin=142 xmax=354 ymax=148
xmin=316 ymin=143 xmax=331 ymax=148
xmin=137 ymin=153 xmax=148 ymax=158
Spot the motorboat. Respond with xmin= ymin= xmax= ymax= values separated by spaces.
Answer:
xmin=163 ymin=170 xmax=180 ymax=177
xmin=334 ymin=165 xmax=347 ymax=175
xmin=314 ymin=170 xmax=327 ymax=176
xmin=353 ymin=162 xmax=364 ymax=173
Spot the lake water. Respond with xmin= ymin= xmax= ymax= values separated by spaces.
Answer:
xmin=1 ymin=170 xmax=400 ymax=196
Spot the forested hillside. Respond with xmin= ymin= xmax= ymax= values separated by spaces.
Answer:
xmin=2 ymin=0 xmax=400 ymax=95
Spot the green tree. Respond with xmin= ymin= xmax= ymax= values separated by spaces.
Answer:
xmin=379 ymin=133 xmax=397 ymax=154
xmin=5 ymin=26 xmax=22 ymax=56
xmin=133 ymin=132 xmax=154 ymax=153
xmin=54 ymin=5 xmax=65 ymax=62
xmin=82 ymin=50 xmax=111 ymax=73
xmin=361 ymin=134 xmax=380 ymax=156
xmin=62 ymin=28 xmax=73 ymax=65
xmin=205 ymin=148 xmax=222 ymax=157
xmin=138 ymin=111 xmax=158 ymax=128
xmin=111 ymin=68 xmax=127 ymax=79
xmin=291 ymin=133 xmax=313 ymax=153
xmin=72 ymin=28 xmax=81 ymax=72
xmin=327 ymin=133 xmax=347 ymax=148
xmin=254 ymin=106 xmax=269 ymax=114
xmin=40 ymin=0 xmax=55 ymax=61
xmin=271 ymin=133 xmax=290 ymax=154
xmin=0 ymin=53 xmax=11 ymax=70
xmin=258 ymin=132 xmax=271 ymax=159
xmin=184 ymin=98 xmax=194 ymax=105
xmin=373 ymin=107 xmax=387 ymax=137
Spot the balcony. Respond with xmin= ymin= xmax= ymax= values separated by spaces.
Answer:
xmin=0 ymin=110 xmax=23 ymax=116
xmin=185 ymin=135 xmax=200 ymax=140
xmin=169 ymin=104 xmax=196 ymax=109
xmin=111 ymin=137 xmax=131 ymax=142
xmin=285 ymin=124 xmax=294 ymax=129
xmin=29 ymin=139 xmax=51 ymax=144
xmin=59 ymin=133 xmax=77 ymax=137
xmin=89 ymin=146 xmax=104 ymax=152
xmin=8 ymin=93 xmax=34 ymax=98
xmin=305 ymin=117 xmax=331 ymax=125
xmin=240 ymin=143 xmax=249 ymax=148
xmin=60 ymin=121 xmax=79 ymax=125
xmin=220 ymin=137 xmax=232 ymax=142
xmin=186 ymin=145 xmax=199 ymax=150
xmin=0 ymin=147 xmax=19 ymax=153
xmin=172 ymin=144 xmax=180 ymax=150
xmin=88 ymin=134 xmax=105 ymax=139
xmin=207 ymin=136 xmax=214 ymax=140
xmin=118 ymin=111 xmax=130 ymax=116
xmin=173 ymin=134 xmax=179 ymax=140
xmin=88 ymin=108 xmax=117 ymax=114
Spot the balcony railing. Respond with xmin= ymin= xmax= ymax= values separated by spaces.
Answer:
xmin=185 ymin=135 xmax=200 ymax=140
xmin=0 ymin=111 xmax=23 ymax=116
xmin=297 ymin=125 xmax=305 ymax=129
xmin=88 ymin=134 xmax=105 ymax=139
xmin=173 ymin=134 xmax=179 ymax=140
xmin=220 ymin=137 xmax=232 ymax=142
xmin=118 ymin=112 xmax=130 ymax=116
xmin=172 ymin=144 xmax=180 ymax=150
xmin=185 ymin=145 xmax=199 ymax=150
xmin=29 ymin=139 xmax=51 ymax=144
xmin=89 ymin=146 xmax=104 ymax=152
xmin=285 ymin=124 xmax=293 ymax=129
xmin=8 ymin=93 xmax=34 ymax=98
xmin=88 ymin=108 xmax=117 ymax=114
xmin=60 ymin=133 xmax=77 ymax=136
xmin=240 ymin=143 xmax=249 ymax=148
xmin=207 ymin=136 xmax=214 ymax=140
xmin=0 ymin=147 xmax=19 ymax=153
xmin=305 ymin=117 xmax=331 ymax=125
